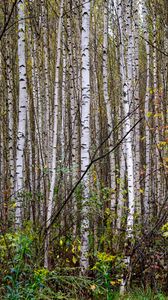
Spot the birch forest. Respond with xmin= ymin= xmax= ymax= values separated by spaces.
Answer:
xmin=0 ymin=0 xmax=168 ymax=299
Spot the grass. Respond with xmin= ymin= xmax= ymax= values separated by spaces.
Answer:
xmin=117 ymin=289 xmax=168 ymax=300
xmin=90 ymin=289 xmax=168 ymax=300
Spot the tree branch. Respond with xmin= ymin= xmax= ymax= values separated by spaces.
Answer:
xmin=44 ymin=117 xmax=143 ymax=233
xmin=0 ymin=0 xmax=18 ymax=40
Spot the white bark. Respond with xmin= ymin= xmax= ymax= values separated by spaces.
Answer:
xmin=44 ymin=0 xmax=64 ymax=268
xmin=61 ymin=33 xmax=66 ymax=164
xmin=40 ymin=1 xmax=51 ymax=175
xmin=6 ymin=43 xmax=14 ymax=191
xmin=142 ymin=1 xmax=150 ymax=219
xmin=103 ymin=0 xmax=116 ymax=211
xmin=132 ymin=1 xmax=140 ymax=215
xmin=67 ymin=7 xmax=79 ymax=235
xmin=117 ymin=0 xmax=135 ymax=293
xmin=116 ymin=108 xmax=126 ymax=234
xmin=80 ymin=0 xmax=90 ymax=274
xmin=15 ymin=0 xmax=28 ymax=228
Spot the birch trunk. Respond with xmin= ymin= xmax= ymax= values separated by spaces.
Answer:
xmin=132 ymin=0 xmax=141 ymax=216
xmin=15 ymin=0 xmax=28 ymax=228
xmin=41 ymin=0 xmax=51 ymax=173
xmin=142 ymin=1 xmax=151 ymax=221
xmin=117 ymin=0 xmax=135 ymax=293
xmin=44 ymin=0 xmax=64 ymax=268
xmin=6 ymin=42 xmax=14 ymax=193
xmin=67 ymin=6 xmax=79 ymax=234
xmin=153 ymin=17 xmax=161 ymax=215
xmin=80 ymin=0 xmax=90 ymax=274
xmin=103 ymin=0 xmax=116 ymax=212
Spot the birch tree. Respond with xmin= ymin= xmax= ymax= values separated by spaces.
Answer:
xmin=153 ymin=16 xmax=161 ymax=214
xmin=103 ymin=0 xmax=116 ymax=212
xmin=142 ymin=0 xmax=151 ymax=220
xmin=6 ymin=40 xmax=14 ymax=192
xmin=80 ymin=0 xmax=91 ymax=274
xmin=132 ymin=0 xmax=141 ymax=215
xmin=44 ymin=0 xmax=64 ymax=268
xmin=117 ymin=0 xmax=136 ymax=293
xmin=15 ymin=0 xmax=28 ymax=228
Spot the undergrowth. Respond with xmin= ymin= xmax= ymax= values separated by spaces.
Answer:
xmin=0 ymin=229 xmax=167 ymax=299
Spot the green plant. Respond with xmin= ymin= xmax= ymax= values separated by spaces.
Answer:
xmin=33 ymin=268 xmax=49 ymax=289
xmin=1 ymin=230 xmax=34 ymax=299
xmin=92 ymin=252 xmax=120 ymax=300
xmin=120 ymin=288 xmax=168 ymax=300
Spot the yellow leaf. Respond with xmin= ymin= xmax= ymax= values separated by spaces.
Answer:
xmin=105 ymin=208 xmax=110 ymax=215
xmin=157 ymin=141 xmax=167 ymax=148
xmin=110 ymin=281 xmax=117 ymax=286
xmin=160 ymin=141 xmax=166 ymax=146
xmin=154 ymin=113 xmax=163 ymax=118
xmin=141 ymin=136 xmax=146 ymax=141
xmin=60 ymin=239 xmax=63 ymax=246
xmin=72 ymin=256 xmax=77 ymax=264
xmin=139 ymin=188 xmax=144 ymax=194
xmin=93 ymin=170 xmax=97 ymax=183
xmin=90 ymin=284 xmax=96 ymax=290
xmin=146 ymin=111 xmax=152 ymax=118
xmin=163 ymin=232 xmax=168 ymax=238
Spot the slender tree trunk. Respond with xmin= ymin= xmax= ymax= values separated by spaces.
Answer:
xmin=103 ymin=0 xmax=116 ymax=212
xmin=80 ymin=0 xmax=91 ymax=274
xmin=153 ymin=17 xmax=161 ymax=216
xmin=6 ymin=41 xmax=14 ymax=193
xmin=132 ymin=0 xmax=141 ymax=216
xmin=15 ymin=0 xmax=28 ymax=228
xmin=44 ymin=0 xmax=64 ymax=268
xmin=117 ymin=0 xmax=135 ymax=293
xmin=142 ymin=1 xmax=151 ymax=221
